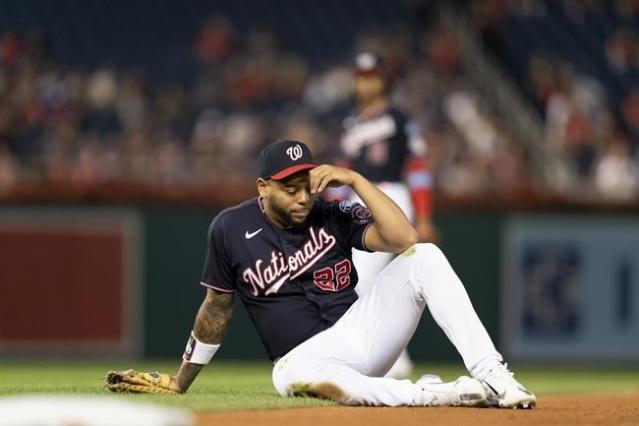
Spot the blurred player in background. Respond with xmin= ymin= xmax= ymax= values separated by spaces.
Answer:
xmin=337 ymin=52 xmax=438 ymax=378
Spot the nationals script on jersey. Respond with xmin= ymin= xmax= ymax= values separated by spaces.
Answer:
xmin=200 ymin=197 xmax=374 ymax=360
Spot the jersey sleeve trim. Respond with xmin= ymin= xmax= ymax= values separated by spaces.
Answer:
xmin=200 ymin=281 xmax=236 ymax=293
xmin=360 ymin=222 xmax=375 ymax=253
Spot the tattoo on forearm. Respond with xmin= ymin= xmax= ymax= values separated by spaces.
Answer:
xmin=193 ymin=291 xmax=234 ymax=344
xmin=175 ymin=291 xmax=234 ymax=392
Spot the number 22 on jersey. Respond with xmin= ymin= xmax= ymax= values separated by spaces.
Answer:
xmin=313 ymin=259 xmax=352 ymax=292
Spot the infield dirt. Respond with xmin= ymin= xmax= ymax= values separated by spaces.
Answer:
xmin=197 ymin=392 xmax=638 ymax=426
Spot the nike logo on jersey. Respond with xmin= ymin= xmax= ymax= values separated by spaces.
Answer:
xmin=245 ymin=228 xmax=263 ymax=239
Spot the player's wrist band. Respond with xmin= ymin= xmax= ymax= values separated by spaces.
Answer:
xmin=182 ymin=331 xmax=220 ymax=365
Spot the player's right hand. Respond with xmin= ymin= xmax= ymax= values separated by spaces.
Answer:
xmin=309 ymin=165 xmax=359 ymax=194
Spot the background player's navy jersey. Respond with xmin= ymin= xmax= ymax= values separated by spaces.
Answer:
xmin=341 ymin=106 xmax=425 ymax=183
xmin=200 ymin=197 xmax=374 ymax=360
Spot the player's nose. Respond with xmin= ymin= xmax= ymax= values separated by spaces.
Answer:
xmin=296 ymin=188 xmax=312 ymax=205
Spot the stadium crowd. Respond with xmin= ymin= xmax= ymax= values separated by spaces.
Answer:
xmin=473 ymin=0 xmax=639 ymax=200
xmin=0 ymin=2 xmax=638 ymax=202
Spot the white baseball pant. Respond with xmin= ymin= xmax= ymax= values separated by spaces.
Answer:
xmin=351 ymin=182 xmax=415 ymax=377
xmin=271 ymin=243 xmax=503 ymax=406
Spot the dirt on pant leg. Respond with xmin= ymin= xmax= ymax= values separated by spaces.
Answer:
xmin=289 ymin=381 xmax=348 ymax=403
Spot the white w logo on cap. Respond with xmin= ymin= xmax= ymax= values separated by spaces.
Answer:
xmin=286 ymin=144 xmax=303 ymax=161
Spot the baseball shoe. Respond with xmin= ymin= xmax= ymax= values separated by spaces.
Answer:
xmin=480 ymin=363 xmax=536 ymax=409
xmin=418 ymin=376 xmax=488 ymax=407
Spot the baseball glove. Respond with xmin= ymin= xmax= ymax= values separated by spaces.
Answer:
xmin=104 ymin=369 xmax=179 ymax=395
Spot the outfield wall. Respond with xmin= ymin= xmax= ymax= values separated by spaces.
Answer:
xmin=1 ymin=204 xmax=636 ymax=363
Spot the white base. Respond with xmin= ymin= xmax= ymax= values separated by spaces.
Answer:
xmin=0 ymin=395 xmax=193 ymax=426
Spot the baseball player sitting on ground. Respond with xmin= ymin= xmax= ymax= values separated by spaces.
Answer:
xmin=105 ymin=139 xmax=536 ymax=409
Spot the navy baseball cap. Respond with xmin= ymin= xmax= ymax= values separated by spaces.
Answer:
xmin=258 ymin=140 xmax=316 ymax=180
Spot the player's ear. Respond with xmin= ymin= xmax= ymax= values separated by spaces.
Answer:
xmin=256 ymin=178 xmax=269 ymax=197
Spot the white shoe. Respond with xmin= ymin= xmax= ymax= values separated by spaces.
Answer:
xmin=418 ymin=376 xmax=488 ymax=407
xmin=481 ymin=363 xmax=536 ymax=409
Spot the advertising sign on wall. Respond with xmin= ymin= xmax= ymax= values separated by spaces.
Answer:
xmin=502 ymin=216 xmax=639 ymax=361
xmin=0 ymin=208 xmax=143 ymax=357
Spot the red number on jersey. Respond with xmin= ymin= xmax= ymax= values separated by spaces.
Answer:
xmin=312 ymin=260 xmax=352 ymax=292
xmin=335 ymin=259 xmax=352 ymax=291
xmin=313 ymin=266 xmax=334 ymax=291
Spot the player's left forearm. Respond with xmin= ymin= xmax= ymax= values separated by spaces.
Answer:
xmin=350 ymin=172 xmax=417 ymax=251
xmin=173 ymin=361 xmax=204 ymax=392
xmin=173 ymin=289 xmax=235 ymax=393
xmin=309 ymin=165 xmax=416 ymax=252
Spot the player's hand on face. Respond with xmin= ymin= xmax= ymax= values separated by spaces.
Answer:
xmin=310 ymin=165 xmax=356 ymax=194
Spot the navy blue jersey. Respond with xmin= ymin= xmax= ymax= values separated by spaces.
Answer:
xmin=200 ymin=197 xmax=374 ymax=360
xmin=341 ymin=106 xmax=425 ymax=183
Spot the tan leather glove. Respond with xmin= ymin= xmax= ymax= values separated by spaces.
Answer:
xmin=104 ymin=369 xmax=179 ymax=395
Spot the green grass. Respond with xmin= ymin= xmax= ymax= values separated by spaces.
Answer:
xmin=0 ymin=361 xmax=637 ymax=412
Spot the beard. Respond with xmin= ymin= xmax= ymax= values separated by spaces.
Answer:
xmin=268 ymin=198 xmax=296 ymax=227
xmin=268 ymin=197 xmax=311 ymax=227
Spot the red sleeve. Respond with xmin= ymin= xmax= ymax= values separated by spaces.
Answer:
xmin=406 ymin=157 xmax=433 ymax=217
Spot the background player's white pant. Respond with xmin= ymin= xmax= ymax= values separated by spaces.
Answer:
xmin=272 ymin=243 xmax=503 ymax=406
xmin=350 ymin=182 xmax=414 ymax=296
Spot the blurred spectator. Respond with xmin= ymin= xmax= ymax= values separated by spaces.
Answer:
xmin=605 ymin=28 xmax=636 ymax=74
xmin=595 ymin=139 xmax=638 ymax=200
xmin=195 ymin=16 xmax=236 ymax=65
xmin=441 ymin=88 xmax=527 ymax=194
xmin=0 ymin=30 xmax=21 ymax=66
xmin=83 ymin=68 xmax=121 ymax=136
xmin=42 ymin=122 xmax=77 ymax=182
xmin=118 ymin=128 xmax=151 ymax=182
xmin=527 ymin=55 xmax=560 ymax=108
xmin=70 ymin=135 xmax=109 ymax=184
xmin=427 ymin=22 xmax=461 ymax=74
xmin=153 ymin=135 xmax=188 ymax=185
xmin=116 ymin=75 xmax=148 ymax=131
xmin=622 ymin=88 xmax=639 ymax=141
xmin=190 ymin=109 xmax=225 ymax=182
xmin=303 ymin=66 xmax=352 ymax=113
